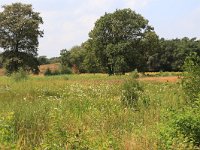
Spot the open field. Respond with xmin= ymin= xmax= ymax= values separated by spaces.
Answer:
xmin=0 ymin=73 xmax=190 ymax=149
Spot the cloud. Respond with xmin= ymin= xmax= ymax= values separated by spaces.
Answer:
xmin=123 ymin=0 xmax=153 ymax=8
xmin=179 ymin=7 xmax=200 ymax=38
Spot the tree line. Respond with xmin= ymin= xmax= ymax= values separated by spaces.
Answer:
xmin=0 ymin=3 xmax=200 ymax=75
xmin=60 ymin=9 xmax=200 ymax=74
xmin=60 ymin=37 xmax=200 ymax=74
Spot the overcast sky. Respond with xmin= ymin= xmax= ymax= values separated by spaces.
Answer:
xmin=0 ymin=0 xmax=200 ymax=57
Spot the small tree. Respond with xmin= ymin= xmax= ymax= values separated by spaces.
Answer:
xmin=0 ymin=3 xmax=43 ymax=74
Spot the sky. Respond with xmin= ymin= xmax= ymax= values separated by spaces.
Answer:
xmin=0 ymin=0 xmax=200 ymax=58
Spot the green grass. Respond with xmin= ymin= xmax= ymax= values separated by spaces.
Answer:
xmin=0 ymin=74 xmax=189 ymax=149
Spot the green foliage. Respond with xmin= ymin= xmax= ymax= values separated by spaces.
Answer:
xmin=44 ymin=66 xmax=72 ymax=76
xmin=60 ymin=65 xmax=72 ymax=74
xmin=130 ymin=69 xmax=139 ymax=79
xmin=0 ymin=3 xmax=43 ymax=74
xmin=82 ymin=40 xmax=101 ymax=73
xmin=2 ymin=52 xmax=40 ymax=75
xmin=38 ymin=56 xmax=50 ymax=65
xmin=121 ymin=79 xmax=143 ymax=108
xmin=0 ymin=73 xmax=199 ymax=149
xmin=158 ymin=53 xmax=200 ymax=149
xmin=44 ymin=68 xmax=52 ymax=76
xmin=11 ymin=68 xmax=28 ymax=82
xmin=0 ymin=112 xmax=16 ymax=149
xmin=44 ymin=69 xmax=60 ymax=76
xmin=49 ymin=57 xmax=61 ymax=64
xmin=149 ymin=37 xmax=200 ymax=72
xmin=181 ymin=52 xmax=200 ymax=102
xmin=159 ymin=107 xmax=200 ymax=149
xmin=89 ymin=8 xmax=158 ymax=75
xmin=60 ymin=46 xmax=86 ymax=73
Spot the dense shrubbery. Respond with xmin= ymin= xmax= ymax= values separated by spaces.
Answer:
xmin=159 ymin=106 xmax=200 ymax=149
xmin=44 ymin=66 xmax=72 ymax=76
xmin=159 ymin=53 xmax=200 ymax=149
xmin=181 ymin=52 xmax=200 ymax=102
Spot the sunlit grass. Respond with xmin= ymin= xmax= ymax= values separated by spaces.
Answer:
xmin=0 ymin=74 xmax=185 ymax=149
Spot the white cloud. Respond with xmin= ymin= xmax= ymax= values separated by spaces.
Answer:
xmin=123 ymin=0 xmax=153 ymax=8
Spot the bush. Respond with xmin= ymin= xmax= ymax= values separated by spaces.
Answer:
xmin=159 ymin=53 xmax=200 ymax=149
xmin=44 ymin=68 xmax=60 ymax=76
xmin=44 ymin=66 xmax=72 ymax=76
xmin=181 ymin=52 xmax=200 ymax=102
xmin=121 ymin=79 xmax=143 ymax=108
xmin=60 ymin=65 xmax=72 ymax=74
xmin=11 ymin=68 xmax=28 ymax=81
xmin=52 ymin=70 xmax=60 ymax=75
xmin=44 ymin=68 xmax=52 ymax=76
xmin=159 ymin=107 xmax=200 ymax=149
xmin=130 ymin=69 xmax=139 ymax=79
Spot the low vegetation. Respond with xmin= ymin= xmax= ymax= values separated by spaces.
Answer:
xmin=0 ymin=67 xmax=199 ymax=149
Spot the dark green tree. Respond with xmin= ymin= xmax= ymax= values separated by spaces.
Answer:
xmin=0 ymin=3 xmax=43 ymax=74
xmin=89 ymin=8 xmax=157 ymax=75
xmin=60 ymin=46 xmax=86 ymax=73
xmin=82 ymin=40 xmax=101 ymax=73
xmin=150 ymin=37 xmax=200 ymax=72
xmin=60 ymin=49 xmax=71 ymax=67
xmin=38 ymin=56 xmax=50 ymax=65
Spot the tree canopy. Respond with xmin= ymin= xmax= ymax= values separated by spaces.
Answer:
xmin=59 ymin=9 xmax=200 ymax=75
xmin=0 ymin=2 xmax=43 ymax=74
xmin=89 ymin=8 xmax=158 ymax=75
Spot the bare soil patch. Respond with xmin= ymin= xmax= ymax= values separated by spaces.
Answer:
xmin=138 ymin=76 xmax=179 ymax=82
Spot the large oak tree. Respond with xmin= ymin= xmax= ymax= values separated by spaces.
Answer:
xmin=0 ymin=3 xmax=43 ymax=74
xmin=89 ymin=9 xmax=158 ymax=75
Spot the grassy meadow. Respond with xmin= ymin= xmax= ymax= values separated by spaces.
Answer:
xmin=0 ymin=73 xmax=196 ymax=149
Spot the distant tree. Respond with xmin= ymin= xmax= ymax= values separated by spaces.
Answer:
xmin=60 ymin=46 xmax=86 ymax=73
xmin=82 ymin=40 xmax=101 ymax=73
xmin=150 ymin=37 xmax=200 ymax=72
xmin=0 ymin=3 xmax=43 ymax=74
xmin=89 ymin=9 xmax=157 ymax=75
xmin=38 ymin=56 xmax=50 ymax=65
xmin=69 ymin=46 xmax=86 ymax=73
xmin=49 ymin=57 xmax=61 ymax=64
xmin=60 ymin=49 xmax=71 ymax=67
xmin=0 ymin=54 xmax=3 ymax=68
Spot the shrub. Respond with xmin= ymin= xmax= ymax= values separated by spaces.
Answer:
xmin=181 ymin=52 xmax=200 ymax=102
xmin=121 ymin=79 xmax=143 ymax=108
xmin=44 ymin=66 xmax=72 ymax=76
xmin=11 ymin=68 xmax=28 ymax=81
xmin=44 ymin=68 xmax=52 ymax=76
xmin=159 ymin=53 xmax=200 ymax=149
xmin=60 ymin=65 xmax=72 ymax=74
xmin=159 ymin=107 xmax=200 ymax=149
xmin=52 ymin=70 xmax=60 ymax=75
xmin=130 ymin=69 xmax=139 ymax=79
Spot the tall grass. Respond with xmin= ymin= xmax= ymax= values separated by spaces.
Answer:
xmin=0 ymin=74 xmax=192 ymax=149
